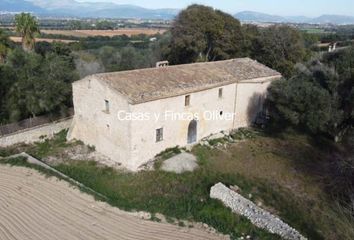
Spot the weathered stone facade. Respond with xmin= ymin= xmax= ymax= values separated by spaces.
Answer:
xmin=68 ymin=58 xmax=281 ymax=170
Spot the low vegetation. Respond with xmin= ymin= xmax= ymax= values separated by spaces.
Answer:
xmin=0 ymin=130 xmax=75 ymax=158
xmin=2 ymin=129 xmax=353 ymax=239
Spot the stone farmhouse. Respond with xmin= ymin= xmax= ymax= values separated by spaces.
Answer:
xmin=68 ymin=58 xmax=281 ymax=170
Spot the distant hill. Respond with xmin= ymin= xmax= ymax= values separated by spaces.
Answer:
xmin=235 ymin=11 xmax=354 ymax=25
xmin=2 ymin=1 xmax=354 ymax=24
xmin=235 ymin=11 xmax=286 ymax=23
xmin=0 ymin=0 xmax=179 ymax=19
xmin=0 ymin=0 xmax=45 ymax=13
xmin=311 ymin=15 xmax=354 ymax=25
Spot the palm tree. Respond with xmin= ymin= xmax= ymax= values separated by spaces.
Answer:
xmin=14 ymin=13 xmax=40 ymax=52
xmin=0 ymin=29 xmax=10 ymax=63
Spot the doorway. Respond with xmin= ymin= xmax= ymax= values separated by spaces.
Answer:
xmin=187 ymin=120 xmax=197 ymax=144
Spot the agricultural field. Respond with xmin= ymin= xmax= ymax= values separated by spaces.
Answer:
xmin=41 ymin=28 xmax=166 ymax=38
xmin=301 ymin=28 xmax=328 ymax=34
xmin=9 ymin=36 xmax=78 ymax=43
xmin=0 ymin=162 xmax=226 ymax=240
xmin=1 ymin=129 xmax=353 ymax=239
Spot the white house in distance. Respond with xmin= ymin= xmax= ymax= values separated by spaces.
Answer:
xmin=67 ymin=58 xmax=281 ymax=171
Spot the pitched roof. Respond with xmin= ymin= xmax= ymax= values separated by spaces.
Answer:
xmin=89 ymin=58 xmax=281 ymax=104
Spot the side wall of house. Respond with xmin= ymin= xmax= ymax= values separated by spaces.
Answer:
xmin=234 ymin=79 xmax=273 ymax=128
xmin=68 ymin=76 xmax=278 ymax=171
xmin=129 ymin=83 xmax=237 ymax=169
xmin=67 ymin=77 xmax=132 ymax=168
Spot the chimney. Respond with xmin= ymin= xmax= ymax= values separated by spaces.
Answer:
xmin=156 ymin=61 xmax=169 ymax=68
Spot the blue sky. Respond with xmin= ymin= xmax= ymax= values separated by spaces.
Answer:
xmin=77 ymin=0 xmax=354 ymax=16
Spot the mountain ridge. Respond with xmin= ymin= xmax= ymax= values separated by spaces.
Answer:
xmin=0 ymin=0 xmax=179 ymax=19
xmin=1 ymin=1 xmax=354 ymax=23
xmin=235 ymin=11 xmax=354 ymax=24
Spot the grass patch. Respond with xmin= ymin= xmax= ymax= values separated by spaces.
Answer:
xmin=0 ymin=129 xmax=80 ymax=159
xmin=207 ymin=138 xmax=228 ymax=146
xmin=53 ymin=130 xmax=354 ymax=240
xmin=206 ymin=128 xmax=259 ymax=146
xmin=55 ymin=160 xmax=280 ymax=239
xmin=155 ymin=146 xmax=182 ymax=159
xmin=0 ymin=147 xmax=19 ymax=157
xmin=230 ymin=128 xmax=259 ymax=140
xmin=3 ymin=128 xmax=353 ymax=239
xmin=194 ymin=130 xmax=354 ymax=240
xmin=26 ymin=129 xmax=73 ymax=159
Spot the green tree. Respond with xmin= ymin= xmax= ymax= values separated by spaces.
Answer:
xmin=150 ymin=32 xmax=172 ymax=63
xmin=117 ymin=46 xmax=150 ymax=71
xmin=241 ymin=24 xmax=261 ymax=57
xmin=98 ymin=46 xmax=121 ymax=71
xmin=0 ymin=29 xmax=10 ymax=63
xmin=5 ymin=50 xmax=43 ymax=120
xmin=250 ymin=26 xmax=306 ymax=78
xmin=5 ymin=49 xmax=77 ymax=121
xmin=15 ymin=13 xmax=40 ymax=52
xmin=96 ymin=20 xmax=115 ymax=30
xmin=169 ymin=4 xmax=244 ymax=64
xmin=267 ymin=53 xmax=353 ymax=141
xmin=0 ymin=65 xmax=17 ymax=123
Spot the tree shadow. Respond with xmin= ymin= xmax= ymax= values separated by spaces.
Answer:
xmin=246 ymin=92 xmax=266 ymax=126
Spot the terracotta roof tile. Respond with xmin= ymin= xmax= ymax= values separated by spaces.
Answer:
xmin=89 ymin=58 xmax=281 ymax=104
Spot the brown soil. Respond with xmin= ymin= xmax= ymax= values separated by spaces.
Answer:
xmin=0 ymin=165 xmax=227 ymax=240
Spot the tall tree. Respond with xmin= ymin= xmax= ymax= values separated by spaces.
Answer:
xmin=15 ymin=13 xmax=40 ymax=52
xmin=169 ymin=5 xmax=244 ymax=64
xmin=241 ymin=24 xmax=261 ymax=58
xmin=5 ymin=49 xmax=77 ymax=121
xmin=0 ymin=65 xmax=16 ymax=123
xmin=0 ymin=29 xmax=10 ymax=64
xmin=267 ymin=50 xmax=354 ymax=141
xmin=248 ymin=25 xmax=306 ymax=78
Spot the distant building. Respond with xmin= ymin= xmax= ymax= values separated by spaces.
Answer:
xmin=328 ymin=42 xmax=337 ymax=52
xmin=68 ymin=58 xmax=281 ymax=170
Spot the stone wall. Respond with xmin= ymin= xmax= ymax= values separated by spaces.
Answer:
xmin=210 ymin=183 xmax=306 ymax=240
xmin=67 ymin=77 xmax=132 ymax=169
xmin=0 ymin=118 xmax=72 ymax=147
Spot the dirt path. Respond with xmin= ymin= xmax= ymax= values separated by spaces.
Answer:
xmin=0 ymin=165 xmax=227 ymax=240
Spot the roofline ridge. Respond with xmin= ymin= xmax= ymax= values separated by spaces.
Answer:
xmin=89 ymin=57 xmax=254 ymax=79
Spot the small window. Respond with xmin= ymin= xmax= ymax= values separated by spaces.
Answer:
xmin=220 ymin=111 xmax=223 ymax=116
xmin=104 ymin=100 xmax=110 ymax=113
xmin=218 ymin=88 xmax=223 ymax=98
xmin=156 ymin=128 xmax=163 ymax=142
xmin=88 ymin=80 xmax=91 ymax=89
xmin=185 ymin=95 xmax=190 ymax=106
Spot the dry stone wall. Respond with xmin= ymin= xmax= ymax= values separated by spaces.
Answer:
xmin=0 ymin=118 xmax=72 ymax=147
xmin=210 ymin=183 xmax=307 ymax=240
